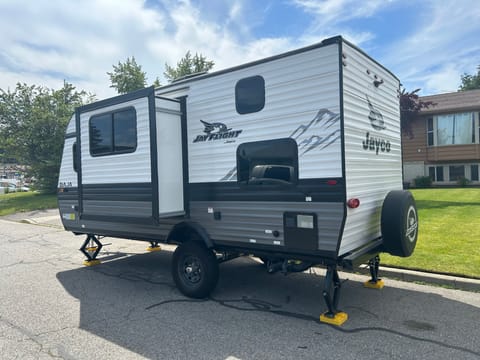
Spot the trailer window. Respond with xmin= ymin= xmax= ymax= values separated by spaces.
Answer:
xmin=236 ymin=138 xmax=298 ymax=186
xmin=89 ymin=107 xmax=137 ymax=156
xmin=235 ymin=75 xmax=265 ymax=114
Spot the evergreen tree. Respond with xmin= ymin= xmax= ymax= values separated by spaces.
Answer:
xmin=108 ymin=56 xmax=147 ymax=94
xmin=459 ymin=65 xmax=480 ymax=91
xmin=164 ymin=51 xmax=214 ymax=82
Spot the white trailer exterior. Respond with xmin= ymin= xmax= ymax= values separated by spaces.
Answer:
xmin=58 ymin=36 xmax=418 ymax=324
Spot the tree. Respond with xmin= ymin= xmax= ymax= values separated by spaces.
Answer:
xmin=0 ymin=82 xmax=93 ymax=192
xmin=107 ymin=56 xmax=147 ymax=94
xmin=164 ymin=51 xmax=214 ymax=82
xmin=459 ymin=65 xmax=480 ymax=91
xmin=400 ymin=87 xmax=435 ymax=138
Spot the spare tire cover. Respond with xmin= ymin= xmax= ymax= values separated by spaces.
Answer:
xmin=381 ymin=190 xmax=418 ymax=257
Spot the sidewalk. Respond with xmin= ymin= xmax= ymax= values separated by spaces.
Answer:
xmin=2 ymin=208 xmax=480 ymax=292
xmin=1 ymin=208 xmax=63 ymax=228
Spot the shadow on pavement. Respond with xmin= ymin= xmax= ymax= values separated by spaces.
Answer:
xmin=56 ymin=251 xmax=480 ymax=359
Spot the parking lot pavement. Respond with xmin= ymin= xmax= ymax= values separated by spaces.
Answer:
xmin=1 ymin=216 xmax=480 ymax=359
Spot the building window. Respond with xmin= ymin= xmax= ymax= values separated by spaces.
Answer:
xmin=237 ymin=138 xmax=298 ymax=185
xmin=427 ymin=118 xmax=434 ymax=146
xmin=89 ymin=107 xmax=137 ymax=156
xmin=449 ymin=165 xmax=465 ymax=181
xmin=436 ymin=166 xmax=444 ymax=182
xmin=471 ymin=165 xmax=479 ymax=181
xmin=436 ymin=112 xmax=474 ymax=145
xmin=235 ymin=75 xmax=265 ymax=114
xmin=428 ymin=166 xmax=444 ymax=182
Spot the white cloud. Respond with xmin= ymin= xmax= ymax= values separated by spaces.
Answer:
xmin=292 ymin=0 xmax=393 ymax=25
xmin=0 ymin=0 xmax=478 ymax=100
xmin=291 ymin=0 xmax=396 ymax=45
xmin=0 ymin=0 xmax=292 ymax=98
xmin=380 ymin=0 xmax=480 ymax=94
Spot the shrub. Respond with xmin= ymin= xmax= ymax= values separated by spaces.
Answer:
xmin=414 ymin=176 xmax=432 ymax=188
xmin=457 ymin=177 xmax=470 ymax=187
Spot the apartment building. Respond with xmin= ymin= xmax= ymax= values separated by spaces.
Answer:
xmin=402 ymin=89 xmax=480 ymax=185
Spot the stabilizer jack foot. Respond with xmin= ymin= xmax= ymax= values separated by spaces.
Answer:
xmin=321 ymin=264 xmax=348 ymax=325
xmin=83 ymin=259 xmax=102 ymax=267
xmin=365 ymin=255 xmax=384 ymax=289
xmin=364 ymin=279 xmax=385 ymax=289
xmin=146 ymin=241 xmax=161 ymax=252
xmin=320 ymin=312 xmax=349 ymax=326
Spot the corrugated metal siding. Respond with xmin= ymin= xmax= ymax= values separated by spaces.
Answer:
xmin=80 ymin=97 xmax=151 ymax=184
xmin=190 ymin=201 xmax=343 ymax=252
xmin=181 ymin=44 xmax=342 ymax=183
xmin=58 ymin=137 xmax=78 ymax=187
xmin=340 ymin=43 xmax=402 ymax=255
xmin=83 ymin=200 xmax=152 ymax=217
xmin=66 ymin=115 xmax=76 ymax=133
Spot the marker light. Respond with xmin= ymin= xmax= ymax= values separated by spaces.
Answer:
xmin=347 ymin=198 xmax=360 ymax=208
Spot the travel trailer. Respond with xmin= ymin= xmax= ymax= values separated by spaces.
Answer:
xmin=58 ymin=36 xmax=418 ymax=325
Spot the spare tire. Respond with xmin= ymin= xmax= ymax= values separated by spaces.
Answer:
xmin=381 ymin=190 xmax=418 ymax=257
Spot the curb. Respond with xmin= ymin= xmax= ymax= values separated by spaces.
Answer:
xmin=20 ymin=218 xmax=39 ymax=225
xmin=358 ymin=265 xmax=480 ymax=292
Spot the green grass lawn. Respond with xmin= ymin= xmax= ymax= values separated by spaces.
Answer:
xmin=381 ymin=188 xmax=480 ymax=278
xmin=0 ymin=192 xmax=57 ymax=216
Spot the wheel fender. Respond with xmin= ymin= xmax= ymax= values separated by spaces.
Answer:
xmin=167 ymin=221 xmax=214 ymax=248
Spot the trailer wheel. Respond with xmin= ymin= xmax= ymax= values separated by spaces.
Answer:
xmin=172 ymin=241 xmax=219 ymax=298
xmin=381 ymin=190 xmax=418 ymax=257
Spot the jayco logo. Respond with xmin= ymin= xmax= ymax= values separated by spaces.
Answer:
xmin=193 ymin=120 xmax=242 ymax=143
xmin=363 ymin=132 xmax=391 ymax=155
xmin=362 ymin=96 xmax=391 ymax=155
xmin=367 ymin=95 xmax=386 ymax=130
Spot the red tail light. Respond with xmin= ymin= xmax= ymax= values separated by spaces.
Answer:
xmin=347 ymin=198 xmax=360 ymax=208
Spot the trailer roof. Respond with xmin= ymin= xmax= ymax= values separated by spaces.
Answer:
xmin=156 ymin=35 xmax=399 ymax=91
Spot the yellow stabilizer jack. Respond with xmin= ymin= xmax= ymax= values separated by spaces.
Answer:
xmin=364 ymin=279 xmax=385 ymax=289
xmin=83 ymin=259 xmax=101 ymax=267
xmin=146 ymin=246 xmax=162 ymax=252
xmin=320 ymin=312 xmax=348 ymax=326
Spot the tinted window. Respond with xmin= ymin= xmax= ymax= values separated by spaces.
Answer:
xmin=436 ymin=166 xmax=444 ymax=181
xmin=113 ymin=110 xmax=137 ymax=152
xmin=237 ymin=138 xmax=298 ymax=185
xmin=90 ymin=114 xmax=112 ymax=155
xmin=427 ymin=118 xmax=434 ymax=146
xmin=428 ymin=167 xmax=435 ymax=180
xmin=235 ymin=76 xmax=265 ymax=114
xmin=449 ymin=165 xmax=464 ymax=181
xmin=89 ymin=108 xmax=137 ymax=156
xmin=471 ymin=165 xmax=479 ymax=181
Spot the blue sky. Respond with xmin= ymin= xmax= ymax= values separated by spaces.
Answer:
xmin=0 ymin=0 xmax=479 ymax=99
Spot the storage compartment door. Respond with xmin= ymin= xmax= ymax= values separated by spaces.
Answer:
xmin=156 ymin=97 xmax=185 ymax=217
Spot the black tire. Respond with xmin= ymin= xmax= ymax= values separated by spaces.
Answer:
xmin=172 ymin=241 xmax=219 ymax=298
xmin=381 ymin=190 xmax=418 ymax=257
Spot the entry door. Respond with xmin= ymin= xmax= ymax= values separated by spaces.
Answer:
xmin=156 ymin=97 xmax=185 ymax=217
